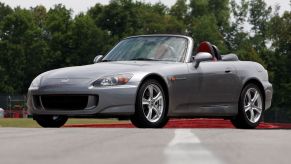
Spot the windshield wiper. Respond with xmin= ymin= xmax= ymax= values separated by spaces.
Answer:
xmin=130 ymin=58 xmax=159 ymax=61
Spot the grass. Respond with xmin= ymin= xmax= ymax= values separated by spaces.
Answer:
xmin=0 ymin=118 xmax=128 ymax=128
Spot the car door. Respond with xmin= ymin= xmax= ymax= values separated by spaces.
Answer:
xmin=187 ymin=61 xmax=240 ymax=114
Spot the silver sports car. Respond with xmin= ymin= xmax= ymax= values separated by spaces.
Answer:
xmin=27 ymin=35 xmax=273 ymax=129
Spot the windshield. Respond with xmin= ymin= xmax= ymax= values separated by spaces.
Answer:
xmin=102 ymin=36 xmax=188 ymax=62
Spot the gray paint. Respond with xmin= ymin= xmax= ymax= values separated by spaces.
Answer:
xmin=27 ymin=35 xmax=273 ymax=118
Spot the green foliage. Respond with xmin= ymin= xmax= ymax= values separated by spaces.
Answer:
xmin=0 ymin=0 xmax=290 ymax=121
xmin=235 ymin=41 xmax=266 ymax=67
xmin=268 ymin=11 xmax=291 ymax=118
xmin=187 ymin=0 xmax=230 ymax=52
xmin=170 ymin=0 xmax=188 ymax=21
xmin=208 ymin=0 xmax=230 ymax=31
xmin=0 ymin=2 xmax=12 ymax=21
xmin=226 ymin=0 xmax=249 ymax=50
xmin=249 ymin=0 xmax=272 ymax=35
xmin=0 ymin=8 xmax=42 ymax=93
xmin=189 ymin=0 xmax=209 ymax=17
xmin=189 ymin=15 xmax=227 ymax=51
xmin=69 ymin=14 xmax=107 ymax=65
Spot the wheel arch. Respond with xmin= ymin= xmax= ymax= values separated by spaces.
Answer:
xmin=241 ymin=78 xmax=265 ymax=108
xmin=135 ymin=73 xmax=169 ymax=111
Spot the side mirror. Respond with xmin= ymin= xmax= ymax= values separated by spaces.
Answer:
xmin=93 ymin=55 xmax=103 ymax=63
xmin=194 ymin=52 xmax=213 ymax=68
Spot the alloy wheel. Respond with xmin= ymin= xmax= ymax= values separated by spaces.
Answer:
xmin=244 ymin=88 xmax=263 ymax=123
xmin=142 ymin=84 xmax=164 ymax=123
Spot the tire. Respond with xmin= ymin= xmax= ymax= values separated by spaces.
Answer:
xmin=33 ymin=115 xmax=68 ymax=128
xmin=231 ymin=83 xmax=264 ymax=129
xmin=130 ymin=79 xmax=169 ymax=128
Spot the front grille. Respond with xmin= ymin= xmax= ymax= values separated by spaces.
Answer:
xmin=39 ymin=95 xmax=90 ymax=110
xmin=33 ymin=96 xmax=41 ymax=108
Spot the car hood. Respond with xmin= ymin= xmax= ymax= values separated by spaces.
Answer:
xmin=42 ymin=61 xmax=175 ymax=80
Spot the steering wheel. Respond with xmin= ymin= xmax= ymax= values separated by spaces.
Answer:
xmin=159 ymin=45 xmax=177 ymax=60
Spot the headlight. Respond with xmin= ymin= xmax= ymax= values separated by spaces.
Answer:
xmin=29 ymin=75 xmax=42 ymax=89
xmin=93 ymin=73 xmax=133 ymax=87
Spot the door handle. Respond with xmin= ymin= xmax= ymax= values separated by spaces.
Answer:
xmin=225 ymin=68 xmax=232 ymax=73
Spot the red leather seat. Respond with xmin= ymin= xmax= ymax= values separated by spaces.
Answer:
xmin=197 ymin=41 xmax=217 ymax=61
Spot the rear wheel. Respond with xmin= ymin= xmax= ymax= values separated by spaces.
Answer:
xmin=130 ymin=79 xmax=168 ymax=128
xmin=231 ymin=84 xmax=264 ymax=129
xmin=33 ymin=115 xmax=68 ymax=128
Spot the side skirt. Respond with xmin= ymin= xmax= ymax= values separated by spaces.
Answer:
xmin=168 ymin=104 xmax=238 ymax=117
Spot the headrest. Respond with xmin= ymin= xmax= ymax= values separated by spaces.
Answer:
xmin=212 ymin=45 xmax=222 ymax=60
xmin=221 ymin=54 xmax=239 ymax=61
xmin=197 ymin=41 xmax=216 ymax=60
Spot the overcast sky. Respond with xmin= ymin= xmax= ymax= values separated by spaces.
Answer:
xmin=0 ymin=0 xmax=289 ymax=16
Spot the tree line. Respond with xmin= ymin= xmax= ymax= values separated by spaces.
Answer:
xmin=0 ymin=0 xmax=290 ymax=121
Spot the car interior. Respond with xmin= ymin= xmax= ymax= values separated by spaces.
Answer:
xmin=195 ymin=41 xmax=239 ymax=62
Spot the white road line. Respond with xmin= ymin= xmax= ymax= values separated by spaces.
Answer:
xmin=164 ymin=129 xmax=222 ymax=164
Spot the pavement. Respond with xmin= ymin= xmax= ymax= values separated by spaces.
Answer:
xmin=0 ymin=128 xmax=290 ymax=164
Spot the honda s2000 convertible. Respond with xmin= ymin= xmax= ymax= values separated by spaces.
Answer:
xmin=27 ymin=35 xmax=273 ymax=129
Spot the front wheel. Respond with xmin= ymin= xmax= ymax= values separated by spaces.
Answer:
xmin=231 ymin=84 xmax=264 ymax=129
xmin=131 ymin=79 xmax=168 ymax=128
xmin=33 ymin=115 xmax=68 ymax=128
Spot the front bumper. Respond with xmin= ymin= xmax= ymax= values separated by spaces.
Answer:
xmin=263 ymin=81 xmax=273 ymax=110
xmin=27 ymin=84 xmax=138 ymax=116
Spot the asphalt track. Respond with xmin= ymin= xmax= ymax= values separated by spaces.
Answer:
xmin=0 ymin=127 xmax=290 ymax=164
